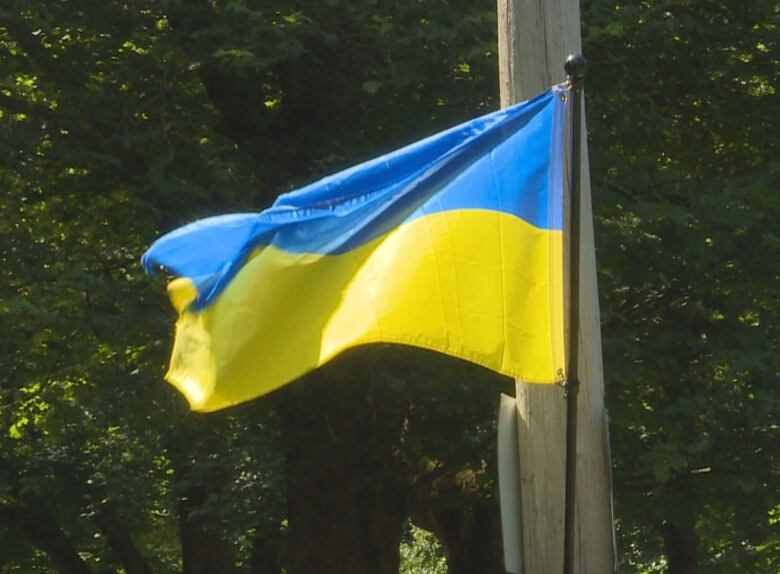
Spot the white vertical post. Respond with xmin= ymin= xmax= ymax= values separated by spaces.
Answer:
xmin=496 ymin=1 xmax=616 ymax=573
xmin=498 ymin=394 xmax=523 ymax=574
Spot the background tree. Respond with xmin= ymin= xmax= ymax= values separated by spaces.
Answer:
xmin=584 ymin=1 xmax=779 ymax=572
xmin=1 ymin=1 xmax=505 ymax=572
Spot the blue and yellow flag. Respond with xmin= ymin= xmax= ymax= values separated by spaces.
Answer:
xmin=143 ymin=86 xmax=567 ymax=411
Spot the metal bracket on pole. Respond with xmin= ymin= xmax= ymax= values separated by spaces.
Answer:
xmin=563 ymin=53 xmax=587 ymax=574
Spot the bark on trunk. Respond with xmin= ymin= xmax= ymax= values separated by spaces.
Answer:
xmin=0 ymin=502 xmax=91 ymax=574
xmin=178 ymin=491 xmax=236 ymax=574
xmin=179 ymin=514 xmax=236 ymax=574
xmin=93 ymin=509 xmax=154 ymax=574
xmin=412 ymin=495 xmax=505 ymax=574
xmin=250 ymin=531 xmax=283 ymax=574
xmin=276 ymin=370 xmax=409 ymax=574
xmin=660 ymin=519 xmax=698 ymax=574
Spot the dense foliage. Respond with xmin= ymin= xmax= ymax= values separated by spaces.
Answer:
xmin=584 ymin=1 xmax=779 ymax=571
xmin=1 ymin=1 xmax=776 ymax=573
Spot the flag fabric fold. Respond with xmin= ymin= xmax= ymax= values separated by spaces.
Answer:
xmin=143 ymin=86 xmax=567 ymax=411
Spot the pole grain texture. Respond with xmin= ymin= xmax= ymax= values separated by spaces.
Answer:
xmin=497 ymin=1 xmax=617 ymax=573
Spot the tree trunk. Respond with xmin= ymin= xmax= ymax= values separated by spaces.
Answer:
xmin=93 ymin=509 xmax=154 ymax=574
xmin=660 ymin=519 xmax=698 ymax=574
xmin=412 ymin=496 xmax=505 ymax=574
xmin=276 ymin=370 xmax=408 ymax=574
xmin=250 ymin=531 xmax=283 ymax=574
xmin=179 ymin=491 xmax=236 ymax=574
xmin=0 ymin=502 xmax=91 ymax=574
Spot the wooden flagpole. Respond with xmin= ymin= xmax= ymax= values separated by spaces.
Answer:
xmin=496 ymin=1 xmax=617 ymax=573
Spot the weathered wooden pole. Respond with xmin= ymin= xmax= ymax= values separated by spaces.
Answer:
xmin=496 ymin=1 xmax=617 ymax=573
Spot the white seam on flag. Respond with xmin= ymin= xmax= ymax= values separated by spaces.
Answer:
xmin=549 ymin=88 xmax=567 ymax=379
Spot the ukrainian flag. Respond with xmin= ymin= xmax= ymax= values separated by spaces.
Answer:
xmin=143 ymin=86 xmax=567 ymax=412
